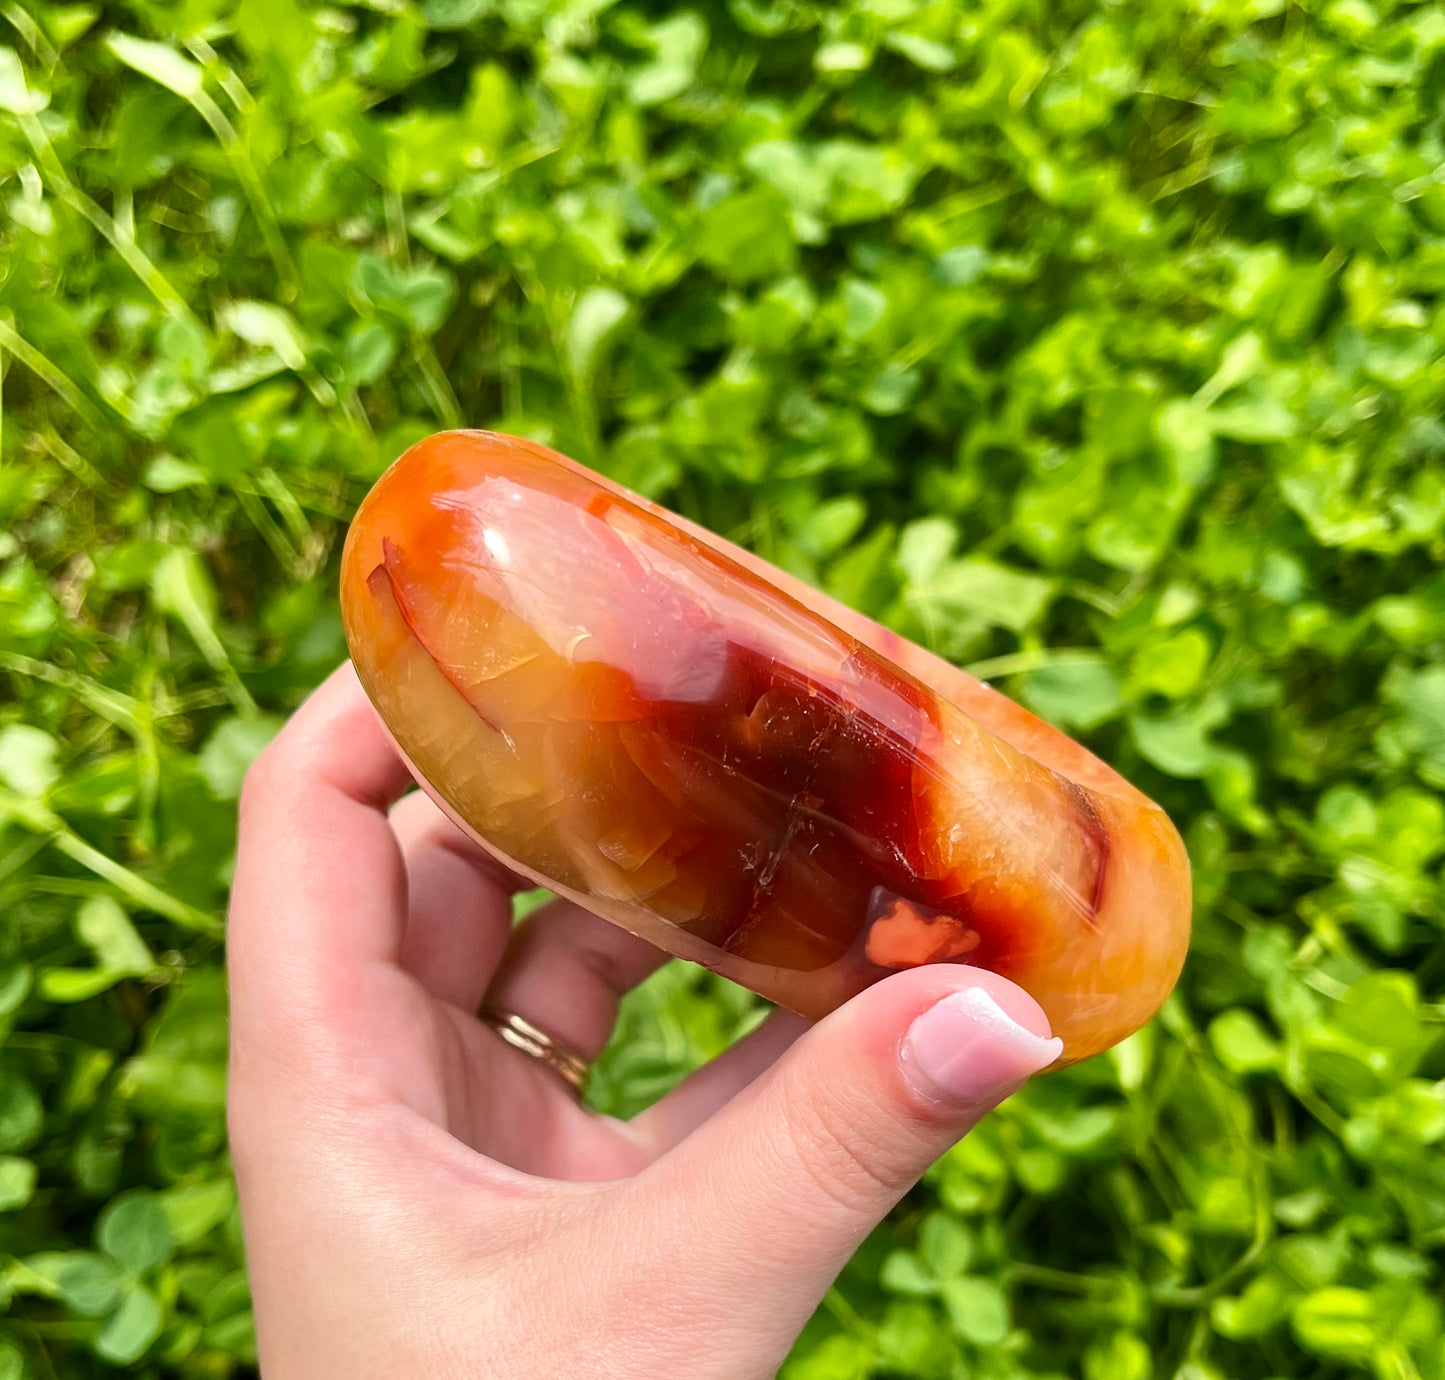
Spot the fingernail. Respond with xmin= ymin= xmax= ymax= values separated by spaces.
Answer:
xmin=902 ymin=987 xmax=1063 ymax=1106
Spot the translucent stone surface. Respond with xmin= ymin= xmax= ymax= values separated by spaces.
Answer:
xmin=342 ymin=431 xmax=1192 ymax=1064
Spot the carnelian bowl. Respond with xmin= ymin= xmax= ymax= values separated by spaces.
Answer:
xmin=341 ymin=430 xmax=1191 ymax=1064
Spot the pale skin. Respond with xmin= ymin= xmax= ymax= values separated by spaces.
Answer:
xmin=228 ymin=665 xmax=1063 ymax=1378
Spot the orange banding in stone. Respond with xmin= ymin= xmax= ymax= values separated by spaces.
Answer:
xmin=864 ymin=897 xmax=980 ymax=969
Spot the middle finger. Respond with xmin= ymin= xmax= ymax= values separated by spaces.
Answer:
xmin=390 ymin=790 xmax=522 ymax=1012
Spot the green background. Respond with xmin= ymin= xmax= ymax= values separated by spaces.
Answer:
xmin=2 ymin=0 xmax=1444 ymax=1374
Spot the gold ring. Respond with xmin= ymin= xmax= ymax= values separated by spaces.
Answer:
xmin=479 ymin=1004 xmax=589 ymax=1095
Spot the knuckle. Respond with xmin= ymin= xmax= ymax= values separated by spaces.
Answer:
xmin=225 ymin=1065 xmax=269 ymax=1184
xmin=780 ymin=1082 xmax=902 ymax=1214
xmin=226 ymin=1036 xmax=358 ymax=1182
xmin=236 ymin=742 xmax=284 ymax=824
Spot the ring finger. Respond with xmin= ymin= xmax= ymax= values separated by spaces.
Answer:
xmin=483 ymin=899 xmax=670 ymax=1064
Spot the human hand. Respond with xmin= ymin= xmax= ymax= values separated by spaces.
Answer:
xmin=227 ymin=665 xmax=1063 ymax=1378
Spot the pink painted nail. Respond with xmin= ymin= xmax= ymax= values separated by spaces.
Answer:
xmin=902 ymin=987 xmax=1063 ymax=1106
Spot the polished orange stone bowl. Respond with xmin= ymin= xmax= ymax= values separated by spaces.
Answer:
xmin=341 ymin=430 xmax=1191 ymax=1065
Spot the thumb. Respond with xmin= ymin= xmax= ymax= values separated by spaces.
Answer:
xmin=644 ymin=966 xmax=1061 ymax=1310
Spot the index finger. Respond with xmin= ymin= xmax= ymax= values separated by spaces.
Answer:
xmin=226 ymin=663 xmax=415 ymax=1064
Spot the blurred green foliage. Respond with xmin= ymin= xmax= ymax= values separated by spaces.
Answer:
xmin=1 ymin=0 xmax=1443 ymax=1374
